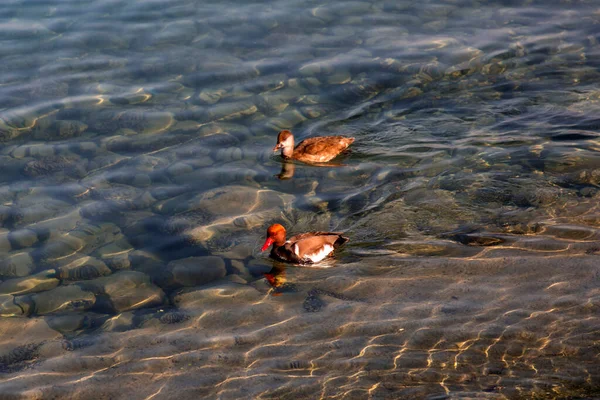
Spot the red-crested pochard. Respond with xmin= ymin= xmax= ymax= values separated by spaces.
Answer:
xmin=260 ymin=223 xmax=349 ymax=265
xmin=273 ymin=130 xmax=355 ymax=163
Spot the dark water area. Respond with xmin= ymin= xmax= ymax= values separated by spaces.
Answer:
xmin=0 ymin=0 xmax=599 ymax=398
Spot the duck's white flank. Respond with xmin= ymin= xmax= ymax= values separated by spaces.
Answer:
xmin=298 ymin=244 xmax=334 ymax=263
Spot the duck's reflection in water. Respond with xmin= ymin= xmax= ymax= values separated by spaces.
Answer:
xmin=276 ymin=157 xmax=350 ymax=180
xmin=276 ymin=161 xmax=295 ymax=180
xmin=263 ymin=264 xmax=299 ymax=296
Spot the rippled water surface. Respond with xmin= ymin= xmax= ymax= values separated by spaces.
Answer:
xmin=1 ymin=0 xmax=599 ymax=398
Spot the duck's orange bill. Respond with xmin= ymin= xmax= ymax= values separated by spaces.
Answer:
xmin=261 ymin=237 xmax=274 ymax=252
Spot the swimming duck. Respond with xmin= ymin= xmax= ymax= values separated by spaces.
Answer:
xmin=260 ymin=223 xmax=349 ymax=265
xmin=273 ymin=130 xmax=355 ymax=163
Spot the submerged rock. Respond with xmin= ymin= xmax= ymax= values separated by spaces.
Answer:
xmin=205 ymin=101 xmax=258 ymax=121
xmin=23 ymin=155 xmax=85 ymax=179
xmin=79 ymin=271 xmax=165 ymax=314
xmin=90 ymin=109 xmax=174 ymax=135
xmin=32 ymin=120 xmax=88 ymax=140
xmin=7 ymin=229 xmax=38 ymax=250
xmin=36 ymin=234 xmax=85 ymax=266
xmin=0 ymin=342 xmax=43 ymax=373
xmin=166 ymin=256 xmax=227 ymax=288
xmin=0 ymin=294 xmax=30 ymax=317
xmin=0 ymin=230 xmax=10 ymax=253
xmin=157 ymin=185 xmax=294 ymax=247
xmin=198 ymin=88 xmax=227 ymax=105
xmin=0 ymin=269 xmax=59 ymax=296
xmin=156 ymin=185 xmax=291 ymax=220
xmin=30 ymin=285 xmax=96 ymax=315
xmin=62 ymin=335 xmax=99 ymax=351
xmin=57 ymin=257 xmax=111 ymax=281
xmin=0 ymin=251 xmax=35 ymax=278
xmin=46 ymin=313 xmax=99 ymax=334
xmin=158 ymin=310 xmax=191 ymax=324
xmin=8 ymin=198 xmax=72 ymax=228
xmin=172 ymin=280 xmax=263 ymax=311
xmin=94 ymin=238 xmax=133 ymax=271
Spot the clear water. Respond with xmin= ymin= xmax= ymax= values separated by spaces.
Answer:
xmin=0 ymin=0 xmax=599 ymax=398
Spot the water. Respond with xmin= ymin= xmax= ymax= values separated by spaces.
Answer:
xmin=0 ymin=0 xmax=599 ymax=398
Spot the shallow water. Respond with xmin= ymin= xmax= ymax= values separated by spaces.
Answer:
xmin=0 ymin=0 xmax=599 ymax=398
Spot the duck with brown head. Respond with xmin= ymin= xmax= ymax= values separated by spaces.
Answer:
xmin=260 ymin=223 xmax=349 ymax=265
xmin=273 ymin=130 xmax=354 ymax=164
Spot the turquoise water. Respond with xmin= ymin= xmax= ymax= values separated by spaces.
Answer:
xmin=0 ymin=0 xmax=599 ymax=398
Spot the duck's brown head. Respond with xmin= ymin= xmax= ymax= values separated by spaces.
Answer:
xmin=273 ymin=130 xmax=295 ymax=158
xmin=261 ymin=223 xmax=287 ymax=251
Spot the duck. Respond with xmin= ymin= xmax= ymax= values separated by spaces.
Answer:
xmin=273 ymin=130 xmax=355 ymax=164
xmin=260 ymin=223 xmax=349 ymax=265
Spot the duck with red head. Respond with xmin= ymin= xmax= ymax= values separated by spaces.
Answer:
xmin=273 ymin=130 xmax=354 ymax=164
xmin=260 ymin=223 xmax=349 ymax=265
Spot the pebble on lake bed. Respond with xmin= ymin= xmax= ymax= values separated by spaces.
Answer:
xmin=30 ymin=285 xmax=96 ymax=315
xmin=166 ymin=256 xmax=227 ymax=288
xmin=0 ymin=269 xmax=59 ymax=296
xmin=57 ymin=257 xmax=112 ymax=281
xmin=78 ymin=271 xmax=165 ymax=314
xmin=0 ymin=252 xmax=35 ymax=279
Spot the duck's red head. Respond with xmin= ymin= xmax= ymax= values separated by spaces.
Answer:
xmin=261 ymin=223 xmax=287 ymax=251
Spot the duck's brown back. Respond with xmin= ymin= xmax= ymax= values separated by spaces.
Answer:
xmin=292 ymin=136 xmax=354 ymax=163
xmin=288 ymin=231 xmax=349 ymax=257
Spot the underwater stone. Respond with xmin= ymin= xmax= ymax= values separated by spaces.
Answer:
xmin=157 ymin=185 xmax=291 ymax=220
xmin=167 ymin=256 xmax=226 ymax=287
xmin=224 ymin=274 xmax=247 ymax=285
xmin=37 ymin=234 xmax=85 ymax=265
xmin=115 ymin=110 xmax=174 ymax=135
xmin=214 ymin=147 xmax=244 ymax=163
xmin=172 ymin=281 xmax=262 ymax=311
xmin=30 ymin=285 xmax=96 ymax=315
xmin=109 ymin=91 xmax=152 ymax=106
xmin=7 ymin=229 xmax=38 ymax=249
xmin=131 ymin=173 xmax=152 ymax=188
xmin=206 ymin=101 xmax=257 ymax=121
xmin=228 ymin=260 xmax=251 ymax=281
xmin=299 ymin=61 xmax=334 ymax=76
xmin=14 ymin=144 xmax=55 ymax=158
xmin=166 ymin=161 xmax=194 ymax=177
xmin=57 ymin=257 xmax=111 ymax=281
xmin=94 ymin=238 xmax=133 ymax=267
xmin=69 ymin=222 xmax=122 ymax=249
xmin=104 ymin=253 xmax=130 ymax=271
xmin=256 ymin=92 xmax=292 ymax=115
xmin=80 ymin=271 xmax=165 ymax=313
xmin=47 ymin=313 xmax=91 ymax=334
xmin=199 ymin=122 xmax=252 ymax=141
xmin=153 ymin=19 xmax=197 ymax=45
xmin=158 ymin=311 xmax=190 ymax=324
xmin=301 ymin=105 xmax=328 ymax=119
xmin=0 ymin=269 xmax=59 ymax=296
xmin=0 ymin=252 xmax=35 ymax=278
xmin=27 ymin=208 xmax=82 ymax=241
xmin=0 ymin=124 xmax=20 ymax=143
xmin=0 ymin=230 xmax=10 ymax=253
xmin=327 ymin=71 xmax=352 ymax=85
xmin=128 ymin=250 xmax=165 ymax=278
xmin=23 ymin=155 xmax=86 ymax=179
xmin=33 ymin=120 xmax=88 ymax=141
xmin=198 ymin=88 xmax=227 ymax=105
xmin=266 ymin=109 xmax=307 ymax=131
xmin=0 ymin=294 xmax=30 ymax=317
